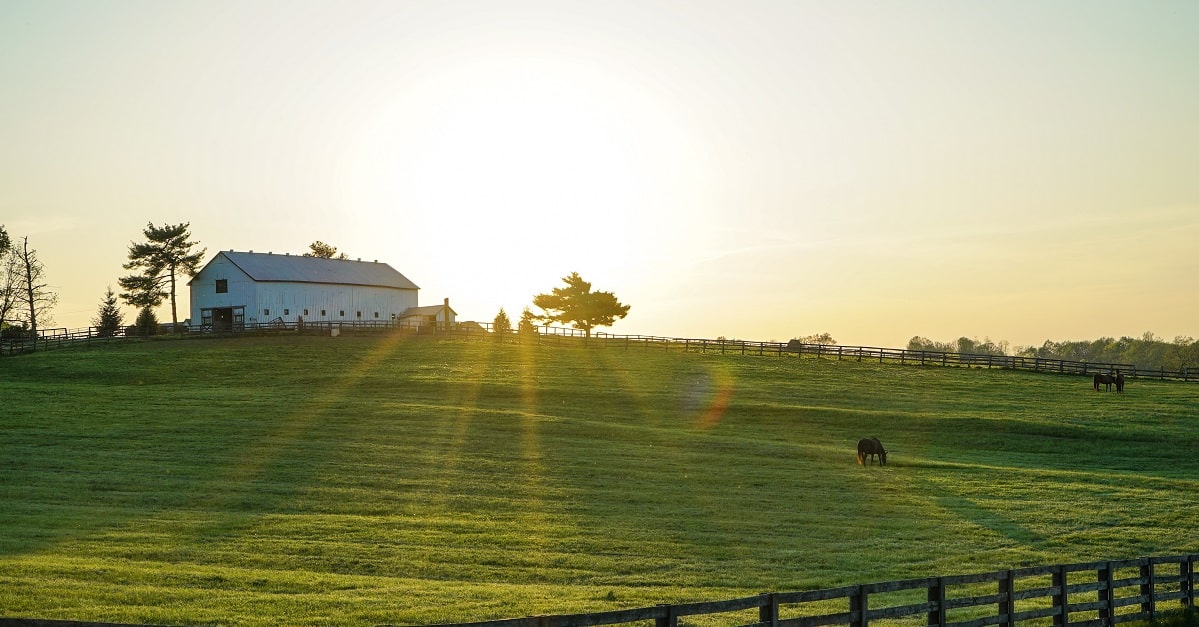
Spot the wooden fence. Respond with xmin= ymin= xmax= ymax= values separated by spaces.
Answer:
xmin=2 ymin=322 xmax=1196 ymax=383
xmin=543 ymin=333 xmax=1191 ymax=383
xmin=404 ymin=555 xmax=1197 ymax=627
xmin=2 ymin=555 xmax=1193 ymax=627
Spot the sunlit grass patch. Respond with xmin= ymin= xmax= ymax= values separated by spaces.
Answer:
xmin=1 ymin=336 xmax=1197 ymax=625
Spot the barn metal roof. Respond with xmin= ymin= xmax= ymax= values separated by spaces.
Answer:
xmin=210 ymin=251 xmax=420 ymax=290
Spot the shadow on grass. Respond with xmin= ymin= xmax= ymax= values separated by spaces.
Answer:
xmin=933 ymin=494 xmax=1044 ymax=545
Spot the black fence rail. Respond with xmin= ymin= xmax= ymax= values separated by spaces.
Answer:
xmin=0 ymin=326 xmax=133 ymax=357
xmin=401 ymin=555 xmax=1196 ymax=627
xmin=2 ymin=555 xmax=1193 ymax=627
xmin=3 ymin=321 xmax=1196 ymax=383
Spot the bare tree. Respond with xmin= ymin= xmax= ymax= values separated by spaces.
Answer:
xmin=11 ymin=236 xmax=58 ymax=336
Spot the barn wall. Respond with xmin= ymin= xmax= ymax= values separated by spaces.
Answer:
xmin=190 ymin=253 xmax=420 ymax=327
xmin=249 ymin=283 xmax=418 ymax=324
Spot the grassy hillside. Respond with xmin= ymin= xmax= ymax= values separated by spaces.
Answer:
xmin=2 ymin=335 xmax=1197 ymax=626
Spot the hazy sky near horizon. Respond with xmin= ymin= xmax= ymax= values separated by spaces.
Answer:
xmin=3 ymin=1 xmax=1197 ymax=349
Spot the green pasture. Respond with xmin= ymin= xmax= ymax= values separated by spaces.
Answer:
xmin=1 ymin=335 xmax=1197 ymax=626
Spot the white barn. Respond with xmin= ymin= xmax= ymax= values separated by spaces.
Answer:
xmin=188 ymin=251 xmax=455 ymax=331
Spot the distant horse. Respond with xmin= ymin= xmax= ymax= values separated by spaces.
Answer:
xmin=1093 ymin=373 xmax=1116 ymax=392
xmin=1116 ymin=372 xmax=1125 ymax=393
xmin=857 ymin=437 xmax=887 ymax=466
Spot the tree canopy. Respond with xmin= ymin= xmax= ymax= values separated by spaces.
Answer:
xmin=0 ymin=225 xmax=15 ymax=332
xmin=119 ymin=222 xmax=205 ymax=332
xmin=532 ymin=272 xmax=629 ymax=338
xmin=304 ymin=241 xmax=348 ymax=259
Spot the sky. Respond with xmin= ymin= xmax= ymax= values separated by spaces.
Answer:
xmin=2 ymin=0 xmax=1197 ymax=350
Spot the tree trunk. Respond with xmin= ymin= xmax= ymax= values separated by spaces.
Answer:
xmin=168 ymin=261 xmax=179 ymax=333
xmin=21 ymin=238 xmax=37 ymax=337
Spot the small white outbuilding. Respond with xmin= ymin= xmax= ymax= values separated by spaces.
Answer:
xmin=188 ymin=251 xmax=454 ymax=331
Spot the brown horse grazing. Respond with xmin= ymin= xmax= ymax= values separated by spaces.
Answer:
xmin=857 ymin=437 xmax=887 ymax=466
xmin=1094 ymin=373 xmax=1117 ymax=391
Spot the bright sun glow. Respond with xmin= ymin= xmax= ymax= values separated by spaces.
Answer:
xmin=350 ymin=56 xmax=709 ymax=308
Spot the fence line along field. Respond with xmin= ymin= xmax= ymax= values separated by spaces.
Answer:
xmin=6 ymin=322 xmax=1197 ymax=383
xmin=2 ymin=335 xmax=1197 ymax=626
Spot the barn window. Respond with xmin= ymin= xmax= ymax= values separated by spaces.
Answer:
xmin=320 ymin=310 xmax=326 ymax=317
xmin=339 ymin=310 xmax=345 ymax=317
xmin=215 ymin=279 xmax=228 ymax=293
xmin=374 ymin=312 xmax=379 ymax=318
xmin=284 ymin=309 xmax=289 ymax=316
xmin=356 ymin=311 xmax=362 ymax=318
xmin=303 ymin=309 xmax=309 ymax=316
xmin=263 ymin=309 xmax=269 ymax=316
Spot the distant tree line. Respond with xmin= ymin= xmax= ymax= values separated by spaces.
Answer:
xmin=907 ymin=336 xmax=1009 ymax=357
xmin=909 ymin=333 xmax=1199 ymax=372
xmin=1017 ymin=332 xmax=1198 ymax=372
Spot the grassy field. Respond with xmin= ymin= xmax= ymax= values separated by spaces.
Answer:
xmin=1 ymin=334 xmax=1197 ymax=626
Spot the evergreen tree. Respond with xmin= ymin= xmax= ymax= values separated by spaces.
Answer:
xmin=492 ymin=307 xmax=512 ymax=337
xmin=518 ymin=307 xmax=539 ymax=337
xmin=532 ymin=272 xmax=629 ymax=339
xmin=119 ymin=222 xmax=205 ymax=334
xmin=92 ymin=287 xmax=125 ymax=337
xmin=134 ymin=306 xmax=159 ymax=336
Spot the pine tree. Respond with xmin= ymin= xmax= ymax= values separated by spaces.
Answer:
xmin=532 ymin=272 xmax=629 ymax=339
xmin=492 ymin=308 xmax=512 ymax=338
xmin=119 ymin=222 xmax=205 ymax=334
xmin=134 ymin=306 xmax=159 ymax=336
xmin=518 ymin=307 xmax=539 ymax=338
xmin=92 ymin=287 xmax=125 ymax=337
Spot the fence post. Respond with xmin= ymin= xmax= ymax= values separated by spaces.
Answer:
xmin=999 ymin=570 xmax=1015 ymax=627
xmin=1187 ymin=555 xmax=1196 ymax=607
xmin=928 ymin=577 xmax=946 ymax=627
xmin=1053 ymin=565 xmax=1068 ymax=627
xmin=851 ymin=585 xmax=869 ymax=627
xmin=1141 ymin=561 xmax=1155 ymax=620
xmin=759 ymin=592 xmax=779 ymax=627
xmin=1099 ymin=562 xmax=1114 ymax=626
xmin=656 ymin=603 xmax=676 ymax=627
xmin=1181 ymin=558 xmax=1193 ymax=608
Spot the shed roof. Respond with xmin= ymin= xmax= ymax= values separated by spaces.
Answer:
xmin=198 ymin=251 xmax=419 ymax=290
xmin=402 ymin=303 xmax=456 ymax=317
